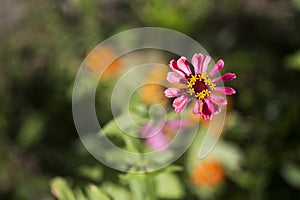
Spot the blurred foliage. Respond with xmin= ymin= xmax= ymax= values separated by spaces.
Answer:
xmin=1 ymin=0 xmax=300 ymax=199
xmin=50 ymin=177 xmax=111 ymax=200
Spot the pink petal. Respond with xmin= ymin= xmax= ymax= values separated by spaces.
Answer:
xmin=200 ymin=55 xmax=211 ymax=73
xmin=165 ymin=120 xmax=182 ymax=130
xmin=141 ymin=123 xmax=162 ymax=138
xmin=172 ymin=95 xmax=190 ymax=113
xmin=215 ymin=87 xmax=236 ymax=95
xmin=146 ymin=131 xmax=169 ymax=150
xmin=210 ymin=99 xmax=221 ymax=114
xmin=200 ymin=99 xmax=214 ymax=120
xmin=177 ymin=57 xmax=192 ymax=77
xmin=169 ymin=59 xmax=186 ymax=78
xmin=191 ymin=53 xmax=211 ymax=74
xmin=210 ymin=94 xmax=227 ymax=105
xmin=166 ymin=72 xmax=186 ymax=84
xmin=164 ymin=88 xmax=184 ymax=98
xmin=208 ymin=59 xmax=224 ymax=77
xmin=191 ymin=53 xmax=204 ymax=74
xmin=193 ymin=100 xmax=201 ymax=115
xmin=213 ymin=73 xmax=236 ymax=83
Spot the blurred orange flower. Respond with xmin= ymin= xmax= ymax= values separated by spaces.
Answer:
xmin=140 ymin=66 xmax=169 ymax=106
xmin=85 ymin=45 xmax=121 ymax=79
xmin=190 ymin=159 xmax=225 ymax=188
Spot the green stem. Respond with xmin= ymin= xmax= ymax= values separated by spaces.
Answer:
xmin=128 ymin=173 xmax=156 ymax=200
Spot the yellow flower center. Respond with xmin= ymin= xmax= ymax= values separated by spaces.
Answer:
xmin=187 ymin=73 xmax=215 ymax=100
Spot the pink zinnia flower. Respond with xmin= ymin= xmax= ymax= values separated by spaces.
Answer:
xmin=164 ymin=53 xmax=236 ymax=120
xmin=141 ymin=119 xmax=181 ymax=150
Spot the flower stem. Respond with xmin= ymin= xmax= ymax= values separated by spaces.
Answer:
xmin=127 ymin=173 xmax=156 ymax=200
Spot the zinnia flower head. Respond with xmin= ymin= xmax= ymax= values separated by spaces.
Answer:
xmin=164 ymin=53 xmax=236 ymax=120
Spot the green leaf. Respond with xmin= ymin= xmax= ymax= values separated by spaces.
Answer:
xmin=50 ymin=177 xmax=76 ymax=200
xmin=119 ymin=173 xmax=156 ymax=200
xmin=102 ymin=182 xmax=132 ymax=200
xmin=281 ymin=163 xmax=300 ymax=188
xmin=17 ymin=113 xmax=44 ymax=148
xmin=155 ymin=172 xmax=184 ymax=199
xmin=285 ymin=51 xmax=300 ymax=71
xmin=137 ymin=0 xmax=211 ymax=31
xmin=73 ymin=189 xmax=87 ymax=200
xmin=101 ymin=119 xmax=122 ymax=136
xmin=101 ymin=112 xmax=145 ymax=153
xmin=291 ymin=0 xmax=300 ymax=11
xmin=77 ymin=165 xmax=103 ymax=182
xmin=85 ymin=184 xmax=110 ymax=200
xmin=102 ymin=111 xmax=147 ymax=137
xmin=149 ymin=165 xmax=183 ymax=177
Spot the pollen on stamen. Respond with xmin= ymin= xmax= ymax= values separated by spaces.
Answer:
xmin=188 ymin=88 xmax=195 ymax=95
xmin=186 ymin=73 xmax=214 ymax=100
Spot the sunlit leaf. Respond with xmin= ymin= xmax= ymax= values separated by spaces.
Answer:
xmin=155 ymin=172 xmax=184 ymax=199
xmin=77 ymin=165 xmax=103 ymax=182
xmin=85 ymin=184 xmax=110 ymax=200
xmin=281 ymin=163 xmax=300 ymax=188
xmin=102 ymin=182 xmax=132 ymax=200
xmin=285 ymin=51 xmax=300 ymax=71
xmin=50 ymin=177 xmax=76 ymax=200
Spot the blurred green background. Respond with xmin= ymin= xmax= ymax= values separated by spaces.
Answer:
xmin=1 ymin=0 xmax=300 ymax=199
